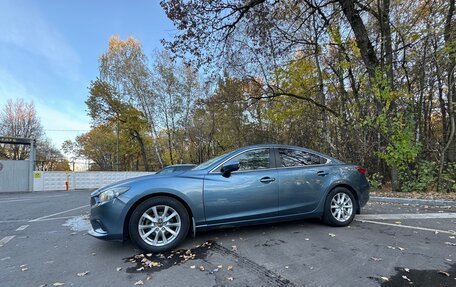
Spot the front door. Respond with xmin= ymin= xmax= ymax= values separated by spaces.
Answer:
xmin=203 ymin=148 xmax=279 ymax=225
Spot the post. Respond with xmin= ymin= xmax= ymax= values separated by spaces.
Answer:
xmin=29 ymin=139 xmax=35 ymax=192
xmin=116 ymin=115 xmax=120 ymax=171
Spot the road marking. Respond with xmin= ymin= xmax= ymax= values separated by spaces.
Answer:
xmin=29 ymin=205 xmax=89 ymax=222
xmin=0 ymin=194 xmax=69 ymax=203
xmin=357 ymin=213 xmax=456 ymax=220
xmin=0 ymin=199 xmax=34 ymax=203
xmin=15 ymin=225 xmax=29 ymax=231
xmin=0 ymin=236 xmax=15 ymax=247
xmin=356 ymin=219 xmax=456 ymax=235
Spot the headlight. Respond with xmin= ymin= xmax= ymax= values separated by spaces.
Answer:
xmin=99 ymin=186 xmax=130 ymax=203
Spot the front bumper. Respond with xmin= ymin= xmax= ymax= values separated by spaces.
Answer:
xmin=88 ymin=195 xmax=127 ymax=241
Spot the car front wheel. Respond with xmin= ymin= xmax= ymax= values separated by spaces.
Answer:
xmin=129 ymin=196 xmax=190 ymax=253
xmin=323 ymin=187 xmax=357 ymax=227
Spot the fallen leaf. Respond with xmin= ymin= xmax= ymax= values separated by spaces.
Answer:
xmin=438 ymin=271 xmax=450 ymax=277
xmin=77 ymin=271 xmax=89 ymax=277
xmin=149 ymin=261 xmax=160 ymax=267
xmin=227 ymin=265 xmax=233 ymax=271
xmin=402 ymin=275 xmax=411 ymax=282
xmin=134 ymin=280 xmax=144 ymax=285
xmin=231 ymin=245 xmax=238 ymax=252
xmin=328 ymin=233 xmax=336 ymax=237
xmin=199 ymin=266 xmax=205 ymax=271
xmin=146 ymin=275 xmax=152 ymax=281
xmin=116 ymin=267 xmax=122 ymax=271
xmin=227 ymin=277 xmax=234 ymax=281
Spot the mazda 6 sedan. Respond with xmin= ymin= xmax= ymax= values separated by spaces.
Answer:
xmin=89 ymin=144 xmax=369 ymax=252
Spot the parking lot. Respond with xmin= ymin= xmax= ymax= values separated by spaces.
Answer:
xmin=0 ymin=190 xmax=455 ymax=287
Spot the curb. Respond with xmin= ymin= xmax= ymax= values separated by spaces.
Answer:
xmin=370 ymin=196 xmax=456 ymax=206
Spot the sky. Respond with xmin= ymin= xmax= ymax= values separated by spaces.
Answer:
xmin=0 ymin=0 xmax=175 ymax=154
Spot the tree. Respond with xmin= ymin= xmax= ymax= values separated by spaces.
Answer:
xmin=0 ymin=98 xmax=44 ymax=160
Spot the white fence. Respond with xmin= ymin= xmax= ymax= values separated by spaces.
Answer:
xmin=33 ymin=171 xmax=155 ymax=192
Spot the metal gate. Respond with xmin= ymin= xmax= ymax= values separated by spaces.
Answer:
xmin=0 ymin=160 xmax=30 ymax=192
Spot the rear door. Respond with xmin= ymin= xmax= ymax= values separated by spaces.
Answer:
xmin=276 ymin=148 xmax=332 ymax=215
xmin=203 ymin=148 xmax=279 ymax=225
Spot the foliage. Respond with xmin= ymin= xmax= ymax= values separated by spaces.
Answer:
xmin=400 ymin=160 xmax=437 ymax=193
xmin=367 ymin=173 xmax=383 ymax=191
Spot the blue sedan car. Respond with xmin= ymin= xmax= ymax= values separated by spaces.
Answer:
xmin=89 ymin=144 xmax=369 ymax=252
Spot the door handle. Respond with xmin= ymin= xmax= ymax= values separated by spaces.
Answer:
xmin=260 ymin=177 xmax=275 ymax=183
xmin=317 ymin=171 xmax=329 ymax=176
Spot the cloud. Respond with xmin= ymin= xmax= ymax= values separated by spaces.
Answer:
xmin=0 ymin=0 xmax=81 ymax=80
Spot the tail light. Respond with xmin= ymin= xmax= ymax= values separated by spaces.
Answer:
xmin=356 ymin=166 xmax=366 ymax=175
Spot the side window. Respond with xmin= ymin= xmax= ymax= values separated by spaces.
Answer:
xmin=279 ymin=149 xmax=326 ymax=167
xmin=229 ymin=148 xmax=271 ymax=171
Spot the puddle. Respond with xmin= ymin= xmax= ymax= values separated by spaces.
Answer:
xmin=124 ymin=241 xmax=214 ymax=273
xmin=371 ymin=263 xmax=456 ymax=286
xmin=62 ymin=215 xmax=91 ymax=232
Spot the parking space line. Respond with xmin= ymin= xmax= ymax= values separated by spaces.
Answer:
xmin=356 ymin=219 xmax=456 ymax=235
xmin=358 ymin=213 xmax=456 ymax=220
xmin=0 ymin=194 xmax=69 ymax=203
xmin=0 ymin=236 xmax=15 ymax=247
xmin=29 ymin=205 xmax=89 ymax=222
xmin=15 ymin=225 xmax=29 ymax=231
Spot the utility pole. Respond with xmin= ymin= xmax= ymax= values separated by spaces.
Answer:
xmin=116 ymin=114 xmax=120 ymax=171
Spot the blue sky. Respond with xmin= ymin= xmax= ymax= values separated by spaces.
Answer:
xmin=0 ymin=0 xmax=174 ymax=152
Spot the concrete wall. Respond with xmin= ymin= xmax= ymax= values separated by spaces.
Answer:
xmin=33 ymin=171 xmax=155 ymax=192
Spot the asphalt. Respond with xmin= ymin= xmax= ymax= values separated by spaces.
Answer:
xmin=0 ymin=190 xmax=455 ymax=287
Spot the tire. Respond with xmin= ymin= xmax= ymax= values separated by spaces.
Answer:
xmin=129 ymin=196 xmax=190 ymax=253
xmin=323 ymin=187 xmax=357 ymax=227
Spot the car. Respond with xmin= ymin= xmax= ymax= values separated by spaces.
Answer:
xmin=155 ymin=164 xmax=196 ymax=175
xmin=89 ymin=144 xmax=370 ymax=252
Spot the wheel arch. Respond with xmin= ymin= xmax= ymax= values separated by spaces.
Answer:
xmin=123 ymin=192 xmax=195 ymax=240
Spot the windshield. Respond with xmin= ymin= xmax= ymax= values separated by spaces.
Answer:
xmin=192 ymin=153 xmax=228 ymax=170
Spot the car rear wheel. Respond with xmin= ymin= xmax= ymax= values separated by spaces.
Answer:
xmin=323 ymin=187 xmax=357 ymax=227
xmin=129 ymin=196 xmax=190 ymax=253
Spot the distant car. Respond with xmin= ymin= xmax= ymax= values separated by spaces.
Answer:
xmin=89 ymin=144 xmax=369 ymax=252
xmin=155 ymin=164 xmax=196 ymax=175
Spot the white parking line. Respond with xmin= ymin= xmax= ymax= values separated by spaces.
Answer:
xmin=357 ymin=213 xmax=456 ymax=220
xmin=15 ymin=225 xmax=29 ymax=231
xmin=29 ymin=205 xmax=89 ymax=222
xmin=0 ymin=236 xmax=15 ymax=247
xmin=0 ymin=194 xmax=69 ymax=203
xmin=356 ymin=219 xmax=456 ymax=235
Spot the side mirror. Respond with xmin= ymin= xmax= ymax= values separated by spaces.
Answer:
xmin=220 ymin=161 xmax=240 ymax=177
